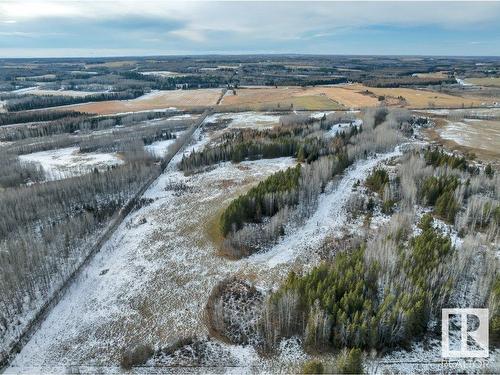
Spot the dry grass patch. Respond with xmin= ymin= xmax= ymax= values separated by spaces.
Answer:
xmin=425 ymin=117 xmax=500 ymax=163
xmin=349 ymin=84 xmax=490 ymax=108
xmin=61 ymin=89 xmax=222 ymax=114
xmin=465 ymin=77 xmax=500 ymax=87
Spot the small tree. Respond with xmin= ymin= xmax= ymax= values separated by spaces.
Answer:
xmin=302 ymin=359 xmax=324 ymax=374
xmin=336 ymin=348 xmax=363 ymax=374
xmin=485 ymin=164 xmax=494 ymax=178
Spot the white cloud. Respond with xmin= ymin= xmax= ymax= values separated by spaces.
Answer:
xmin=1 ymin=1 xmax=499 ymax=57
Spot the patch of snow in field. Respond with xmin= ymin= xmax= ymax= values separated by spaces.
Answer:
xmin=144 ymin=139 xmax=176 ymax=158
xmin=456 ymin=78 xmax=473 ymax=86
xmin=11 ymin=86 xmax=37 ymax=94
xmin=207 ymin=112 xmax=281 ymax=129
xmin=438 ymin=121 xmax=492 ymax=150
xmin=140 ymin=71 xmax=188 ymax=78
xmin=144 ymin=138 xmax=178 ymax=158
xmin=25 ymin=89 xmax=98 ymax=97
xmin=167 ymin=113 xmax=197 ymax=121
xmin=19 ymin=147 xmax=123 ymax=181
xmin=424 ymin=109 xmax=451 ymax=115
xmin=309 ymin=111 xmax=336 ymax=119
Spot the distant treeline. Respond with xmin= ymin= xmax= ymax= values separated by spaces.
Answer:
xmin=0 ymin=110 xmax=83 ymax=126
xmin=363 ymin=76 xmax=456 ymax=88
xmin=121 ymin=71 xmax=225 ymax=89
xmin=4 ymin=89 xmax=145 ymax=112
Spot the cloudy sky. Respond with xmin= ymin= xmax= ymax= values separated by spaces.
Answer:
xmin=0 ymin=1 xmax=499 ymax=57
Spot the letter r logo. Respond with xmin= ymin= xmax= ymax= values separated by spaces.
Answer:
xmin=442 ymin=308 xmax=489 ymax=358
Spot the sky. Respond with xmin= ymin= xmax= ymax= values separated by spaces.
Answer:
xmin=0 ymin=1 xmax=499 ymax=58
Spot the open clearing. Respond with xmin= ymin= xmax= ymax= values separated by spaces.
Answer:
xmin=52 ymin=85 xmax=495 ymax=115
xmin=19 ymin=147 xmax=124 ymax=181
xmin=9 ymin=88 xmax=100 ymax=97
xmin=425 ymin=118 xmax=500 ymax=163
xmin=61 ymin=89 xmax=222 ymax=114
xmin=219 ymin=84 xmax=492 ymax=110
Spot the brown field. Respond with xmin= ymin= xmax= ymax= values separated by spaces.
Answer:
xmin=465 ymin=77 xmax=500 ymax=87
xmin=61 ymin=84 xmax=496 ymax=115
xmin=303 ymin=86 xmax=380 ymax=108
xmin=220 ymin=84 xmax=491 ymax=110
xmin=350 ymin=84 xmax=490 ymax=108
xmin=61 ymin=89 xmax=222 ymax=114
xmin=425 ymin=117 xmax=500 ymax=163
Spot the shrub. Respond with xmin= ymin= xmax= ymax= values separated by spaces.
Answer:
xmin=420 ymin=175 xmax=460 ymax=222
xmin=423 ymin=148 xmax=467 ymax=170
xmin=381 ymin=199 xmax=395 ymax=215
xmin=336 ymin=348 xmax=363 ymax=374
xmin=365 ymin=169 xmax=389 ymax=195
xmin=485 ymin=164 xmax=494 ymax=178
xmin=302 ymin=359 xmax=325 ymax=374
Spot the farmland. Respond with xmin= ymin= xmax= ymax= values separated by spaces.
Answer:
xmin=65 ymin=84 xmax=493 ymax=115
xmin=464 ymin=77 xmax=500 ymax=87
xmin=61 ymin=89 xmax=223 ymax=114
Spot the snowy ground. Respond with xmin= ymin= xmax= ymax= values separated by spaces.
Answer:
xmin=8 ymin=114 xmax=496 ymax=373
xmin=8 ymin=128 xmax=298 ymax=371
xmin=206 ymin=112 xmax=281 ymax=129
xmin=205 ymin=111 xmax=350 ymax=130
xmin=144 ymin=139 xmax=177 ymax=158
xmin=19 ymin=147 xmax=124 ymax=181
xmin=10 ymin=86 xmax=103 ymax=97
xmin=9 ymin=123 xmax=407 ymax=374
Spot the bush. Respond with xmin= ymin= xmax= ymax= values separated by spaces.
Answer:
xmin=336 ymin=348 xmax=363 ymax=374
xmin=120 ymin=344 xmax=154 ymax=370
xmin=420 ymin=175 xmax=460 ymax=222
xmin=423 ymin=148 xmax=467 ymax=170
xmin=485 ymin=164 xmax=494 ymax=178
xmin=302 ymin=359 xmax=325 ymax=374
xmin=365 ymin=169 xmax=389 ymax=195
xmin=381 ymin=200 xmax=395 ymax=215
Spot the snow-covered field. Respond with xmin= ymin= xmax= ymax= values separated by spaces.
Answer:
xmin=140 ymin=71 xmax=188 ymax=78
xmin=205 ymin=111 xmax=353 ymax=130
xmin=8 ymin=122 xmax=409 ymax=374
xmin=206 ymin=112 xmax=281 ymax=129
xmin=19 ymin=147 xmax=123 ymax=181
xmin=144 ymin=131 xmax=186 ymax=158
xmin=10 ymin=87 xmax=102 ymax=97
xmin=8 ymin=129 xmax=297 ymax=371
